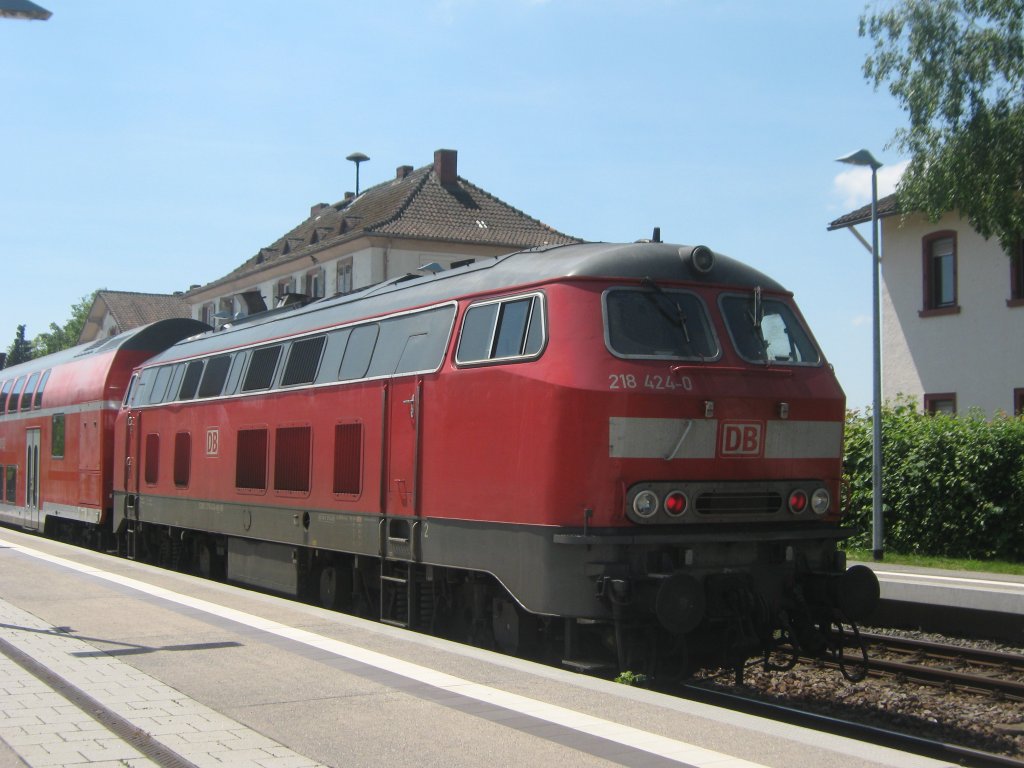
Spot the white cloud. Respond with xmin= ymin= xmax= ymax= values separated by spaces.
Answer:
xmin=833 ymin=159 xmax=909 ymax=210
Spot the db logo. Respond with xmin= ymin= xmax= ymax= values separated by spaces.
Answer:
xmin=206 ymin=428 xmax=220 ymax=457
xmin=720 ymin=421 xmax=763 ymax=457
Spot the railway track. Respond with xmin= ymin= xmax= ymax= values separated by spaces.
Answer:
xmin=859 ymin=631 xmax=1024 ymax=701
xmin=679 ymin=681 xmax=1024 ymax=768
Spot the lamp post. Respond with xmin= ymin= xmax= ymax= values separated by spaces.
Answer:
xmin=346 ymin=152 xmax=369 ymax=197
xmin=0 ymin=0 xmax=51 ymax=19
xmin=836 ymin=149 xmax=884 ymax=561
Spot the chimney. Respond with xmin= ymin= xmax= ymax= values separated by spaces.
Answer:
xmin=434 ymin=149 xmax=457 ymax=186
xmin=396 ymin=165 xmax=413 ymax=180
xmin=344 ymin=191 xmax=355 ymax=202
xmin=310 ymin=202 xmax=328 ymax=217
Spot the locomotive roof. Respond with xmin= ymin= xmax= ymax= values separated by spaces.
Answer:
xmin=148 ymin=241 xmax=788 ymax=364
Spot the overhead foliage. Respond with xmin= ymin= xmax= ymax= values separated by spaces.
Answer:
xmin=32 ymin=291 xmax=99 ymax=356
xmin=4 ymin=325 xmax=34 ymax=368
xmin=861 ymin=0 xmax=1024 ymax=254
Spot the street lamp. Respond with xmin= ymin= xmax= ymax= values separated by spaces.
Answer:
xmin=346 ymin=152 xmax=369 ymax=197
xmin=0 ymin=0 xmax=51 ymax=19
xmin=837 ymin=148 xmax=884 ymax=562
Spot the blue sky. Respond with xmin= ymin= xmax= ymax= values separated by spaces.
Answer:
xmin=1 ymin=1 xmax=909 ymax=408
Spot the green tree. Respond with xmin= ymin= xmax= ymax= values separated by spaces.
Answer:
xmin=5 ymin=325 xmax=34 ymax=367
xmin=32 ymin=291 xmax=99 ymax=356
xmin=861 ymin=0 xmax=1024 ymax=254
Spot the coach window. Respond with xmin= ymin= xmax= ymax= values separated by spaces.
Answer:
xmin=198 ymin=355 xmax=231 ymax=398
xmin=456 ymin=294 xmax=545 ymax=365
xmin=8 ymin=377 xmax=25 ymax=415
xmin=0 ymin=380 xmax=12 ymax=415
xmin=52 ymin=414 xmax=65 ymax=458
xmin=243 ymin=346 xmax=282 ymax=392
xmin=178 ymin=360 xmax=205 ymax=400
xmin=173 ymin=432 xmax=191 ymax=488
xmin=5 ymin=466 xmax=15 ymax=503
xmin=282 ymin=336 xmax=326 ymax=387
xmin=720 ymin=294 xmax=820 ymax=365
xmin=19 ymin=372 xmax=39 ymax=412
xmin=144 ymin=434 xmax=160 ymax=485
xmin=33 ymin=370 xmax=50 ymax=409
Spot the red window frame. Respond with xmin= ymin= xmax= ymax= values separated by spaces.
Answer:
xmin=924 ymin=393 xmax=957 ymax=415
xmin=920 ymin=231 xmax=960 ymax=317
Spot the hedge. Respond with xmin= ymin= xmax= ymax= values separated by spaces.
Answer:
xmin=842 ymin=401 xmax=1024 ymax=560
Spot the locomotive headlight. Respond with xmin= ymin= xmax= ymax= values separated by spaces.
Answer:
xmin=633 ymin=490 xmax=659 ymax=519
xmin=686 ymin=245 xmax=715 ymax=274
xmin=664 ymin=490 xmax=688 ymax=517
xmin=811 ymin=488 xmax=830 ymax=516
xmin=788 ymin=490 xmax=808 ymax=514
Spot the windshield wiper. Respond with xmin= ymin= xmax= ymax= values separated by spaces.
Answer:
xmin=641 ymin=277 xmax=692 ymax=346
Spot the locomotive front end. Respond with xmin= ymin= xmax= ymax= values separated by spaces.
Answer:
xmin=561 ymin=243 xmax=879 ymax=676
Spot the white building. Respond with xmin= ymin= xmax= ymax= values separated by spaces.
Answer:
xmin=830 ymin=197 xmax=1024 ymax=415
xmin=185 ymin=148 xmax=579 ymax=325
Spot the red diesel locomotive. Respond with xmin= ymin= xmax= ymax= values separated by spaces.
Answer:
xmin=0 ymin=241 xmax=878 ymax=675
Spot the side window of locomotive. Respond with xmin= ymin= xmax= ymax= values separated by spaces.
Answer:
xmin=147 ymin=366 xmax=173 ymax=404
xmin=456 ymin=294 xmax=545 ymax=365
xmin=178 ymin=360 xmax=206 ymax=400
xmin=225 ymin=352 xmax=247 ymax=395
xmin=122 ymin=374 xmax=138 ymax=407
xmin=52 ymin=414 xmax=65 ymax=458
xmin=370 ymin=305 xmax=457 ymax=377
xmin=338 ymin=325 xmax=379 ymax=381
xmin=282 ymin=336 xmax=326 ymax=387
xmin=242 ymin=346 xmax=282 ymax=392
xmin=604 ymin=288 xmax=718 ymax=360
xmin=720 ymin=294 xmax=820 ymax=365
xmin=198 ymin=355 xmax=231 ymax=398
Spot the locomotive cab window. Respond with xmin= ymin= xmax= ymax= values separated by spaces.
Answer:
xmin=720 ymin=292 xmax=820 ymax=365
xmin=604 ymin=287 xmax=718 ymax=360
xmin=456 ymin=293 xmax=545 ymax=365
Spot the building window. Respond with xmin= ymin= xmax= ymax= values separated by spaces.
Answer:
xmin=201 ymin=302 xmax=215 ymax=325
xmin=921 ymin=232 xmax=959 ymax=315
xmin=275 ymin=277 xmax=296 ymax=303
xmin=1010 ymin=239 xmax=1024 ymax=307
xmin=1015 ymin=388 xmax=1024 ymax=416
xmin=924 ymin=393 xmax=957 ymax=415
xmin=337 ymin=259 xmax=353 ymax=295
xmin=305 ymin=267 xmax=325 ymax=299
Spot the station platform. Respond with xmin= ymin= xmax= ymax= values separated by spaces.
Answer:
xmin=859 ymin=560 xmax=1024 ymax=644
xmin=0 ymin=528 xmax=959 ymax=768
